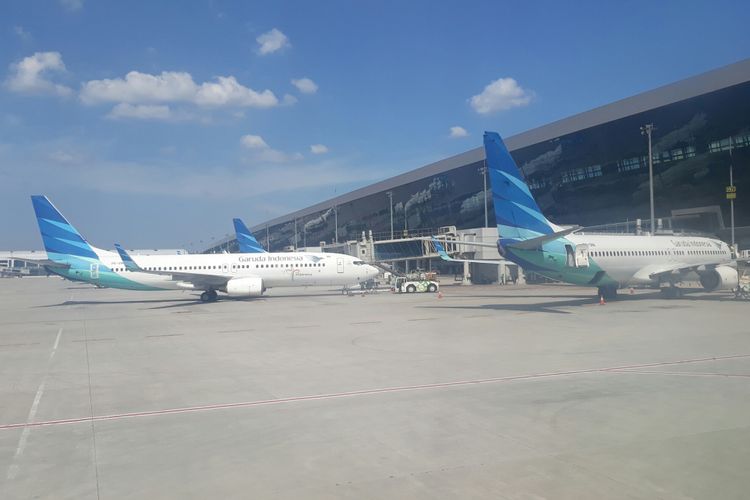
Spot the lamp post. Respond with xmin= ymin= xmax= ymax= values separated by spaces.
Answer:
xmin=730 ymin=136 xmax=736 ymax=250
xmin=478 ymin=164 xmax=488 ymax=228
xmin=640 ymin=124 xmax=656 ymax=235
xmin=386 ymin=191 xmax=394 ymax=239
xmin=334 ymin=205 xmax=338 ymax=244
xmin=294 ymin=219 xmax=298 ymax=250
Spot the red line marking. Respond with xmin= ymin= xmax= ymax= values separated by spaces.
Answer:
xmin=1 ymin=353 xmax=748 ymax=431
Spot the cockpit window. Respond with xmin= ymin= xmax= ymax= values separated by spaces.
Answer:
xmin=353 ymin=260 xmax=365 ymax=265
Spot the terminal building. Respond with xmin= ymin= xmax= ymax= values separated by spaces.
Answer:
xmin=205 ymin=59 xmax=750 ymax=269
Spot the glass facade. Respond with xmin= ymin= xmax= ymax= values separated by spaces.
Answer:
xmin=253 ymin=80 xmax=750 ymax=252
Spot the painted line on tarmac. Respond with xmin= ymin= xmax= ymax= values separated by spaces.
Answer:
xmin=1 ymin=352 xmax=749 ymax=432
xmin=607 ymin=369 xmax=750 ymax=379
xmin=145 ymin=333 xmax=184 ymax=338
xmin=0 ymin=342 xmax=41 ymax=348
xmin=6 ymin=327 xmax=62 ymax=481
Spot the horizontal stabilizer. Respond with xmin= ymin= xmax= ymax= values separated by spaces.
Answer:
xmin=505 ymin=226 xmax=581 ymax=250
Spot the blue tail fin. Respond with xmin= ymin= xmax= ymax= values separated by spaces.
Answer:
xmin=31 ymin=195 xmax=99 ymax=261
xmin=233 ymin=218 xmax=267 ymax=253
xmin=484 ymin=132 xmax=555 ymax=243
xmin=114 ymin=243 xmax=141 ymax=272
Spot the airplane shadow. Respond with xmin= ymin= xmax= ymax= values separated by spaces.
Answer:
xmin=420 ymin=292 xmax=665 ymax=315
xmin=36 ymin=298 xmax=201 ymax=308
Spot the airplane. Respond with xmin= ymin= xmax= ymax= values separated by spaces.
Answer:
xmin=233 ymin=218 xmax=267 ymax=253
xmin=31 ymin=195 xmax=380 ymax=302
xmin=434 ymin=132 xmax=737 ymax=300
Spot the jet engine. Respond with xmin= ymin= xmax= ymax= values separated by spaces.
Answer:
xmin=698 ymin=265 xmax=738 ymax=291
xmin=225 ymin=277 xmax=265 ymax=297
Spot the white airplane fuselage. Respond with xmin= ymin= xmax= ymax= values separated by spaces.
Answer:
xmin=60 ymin=248 xmax=378 ymax=291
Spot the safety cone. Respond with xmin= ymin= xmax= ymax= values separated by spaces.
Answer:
xmin=437 ymin=291 xmax=444 ymax=299
xmin=599 ymin=295 xmax=606 ymax=305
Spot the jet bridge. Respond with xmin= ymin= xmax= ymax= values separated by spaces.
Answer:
xmin=319 ymin=228 xmax=518 ymax=284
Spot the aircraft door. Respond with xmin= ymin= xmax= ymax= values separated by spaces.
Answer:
xmin=337 ymin=258 xmax=344 ymax=273
xmin=90 ymin=263 xmax=99 ymax=279
xmin=564 ymin=245 xmax=575 ymax=267
xmin=575 ymin=244 xmax=590 ymax=267
xmin=564 ymin=244 xmax=590 ymax=268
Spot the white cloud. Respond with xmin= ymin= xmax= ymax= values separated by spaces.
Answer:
xmin=194 ymin=76 xmax=277 ymax=107
xmin=5 ymin=52 xmax=72 ymax=97
xmin=240 ymin=134 xmax=269 ymax=150
xmin=281 ymin=94 xmax=298 ymax=106
xmin=469 ymin=77 xmax=533 ymax=114
xmin=13 ymin=26 xmax=32 ymax=42
xmin=256 ymin=28 xmax=290 ymax=55
xmin=107 ymin=103 xmax=173 ymax=121
xmin=80 ymin=71 xmax=278 ymax=108
xmin=291 ymin=77 xmax=318 ymax=94
xmin=80 ymin=71 xmax=196 ymax=104
xmin=60 ymin=0 xmax=83 ymax=11
xmin=240 ymin=134 xmax=302 ymax=163
xmin=310 ymin=144 xmax=328 ymax=154
xmin=449 ymin=126 xmax=468 ymax=138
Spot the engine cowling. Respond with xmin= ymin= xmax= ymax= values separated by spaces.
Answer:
xmin=225 ymin=277 xmax=264 ymax=297
xmin=698 ymin=265 xmax=738 ymax=291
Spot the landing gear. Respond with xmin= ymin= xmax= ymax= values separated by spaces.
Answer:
xmin=200 ymin=290 xmax=219 ymax=302
xmin=597 ymin=286 xmax=618 ymax=301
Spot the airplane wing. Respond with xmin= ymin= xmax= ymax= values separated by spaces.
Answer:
xmin=115 ymin=244 xmax=232 ymax=289
xmin=633 ymin=260 xmax=735 ymax=282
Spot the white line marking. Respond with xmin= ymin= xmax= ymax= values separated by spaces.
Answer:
xmin=50 ymin=327 xmax=62 ymax=357
xmin=5 ymin=327 xmax=62 ymax=481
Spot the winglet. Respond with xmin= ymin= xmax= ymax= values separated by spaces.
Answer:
xmin=233 ymin=218 xmax=267 ymax=253
xmin=431 ymin=237 xmax=459 ymax=262
xmin=114 ymin=244 xmax=141 ymax=272
xmin=431 ymin=237 xmax=451 ymax=260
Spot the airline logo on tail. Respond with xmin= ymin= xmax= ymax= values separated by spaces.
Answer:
xmin=31 ymin=195 xmax=99 ymax=262
xmin=233 ymin=218 xmax=267 ymax=253
xmin=484 ymin=132 xmax=557 ymax=246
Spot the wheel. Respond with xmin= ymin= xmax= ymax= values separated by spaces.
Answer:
xmin=200 ymin=292 xmax=210 ymax=302
xmin=597 ymin=286 xmax=618 ymax=301
xmin=208 ymin=290 xmax=218 ymax=301
xmin=427 ymin=283 xmax=437 ymax=293
xmin=406 ymin=284 xmax=416 ymax=293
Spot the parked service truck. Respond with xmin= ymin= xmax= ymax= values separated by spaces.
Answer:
xmin=393 ymin=276 xmax=439 ymax=293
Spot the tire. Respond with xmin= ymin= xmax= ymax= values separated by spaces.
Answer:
xmin=427 ymin=284 xmax=437 ymax=293
xmin=200 ymin=292 xmax=210 ymax=302
xmin=406 ymin=284 xmax=416 ymax=293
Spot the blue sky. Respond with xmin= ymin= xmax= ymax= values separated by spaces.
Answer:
xmin=2 ymin=0 xmax=748 ymax=250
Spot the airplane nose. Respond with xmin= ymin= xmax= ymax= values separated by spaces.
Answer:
xmin=366 ymin=265 xmax=379 ymax=278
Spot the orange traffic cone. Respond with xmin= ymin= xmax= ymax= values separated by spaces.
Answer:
xmin=437 ymin=291 xmax=443 ymax=299
xmin=599 ymin=295 xmax=606 ymax=305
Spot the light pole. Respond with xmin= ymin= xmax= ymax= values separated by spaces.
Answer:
xmin=640 ymin=124 xmax=656 ymax=235
xmin=266 ymin=224 xmax=270 ymax=251
xmin=294 ymin=219 xmax=298 ymax=250
xmin=334 ymin=205 xmax=338 ymax=244
xmin=386 ymin=191 xmax=394 ymax=239
xmin=478 ymin=164 xmax=488 ymax=228
xmin=730 ymin=136 xmax=736 ymax=250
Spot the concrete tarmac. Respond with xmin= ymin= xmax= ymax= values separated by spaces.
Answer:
xmin=1 ymin=277 xmax=749 ymax=499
